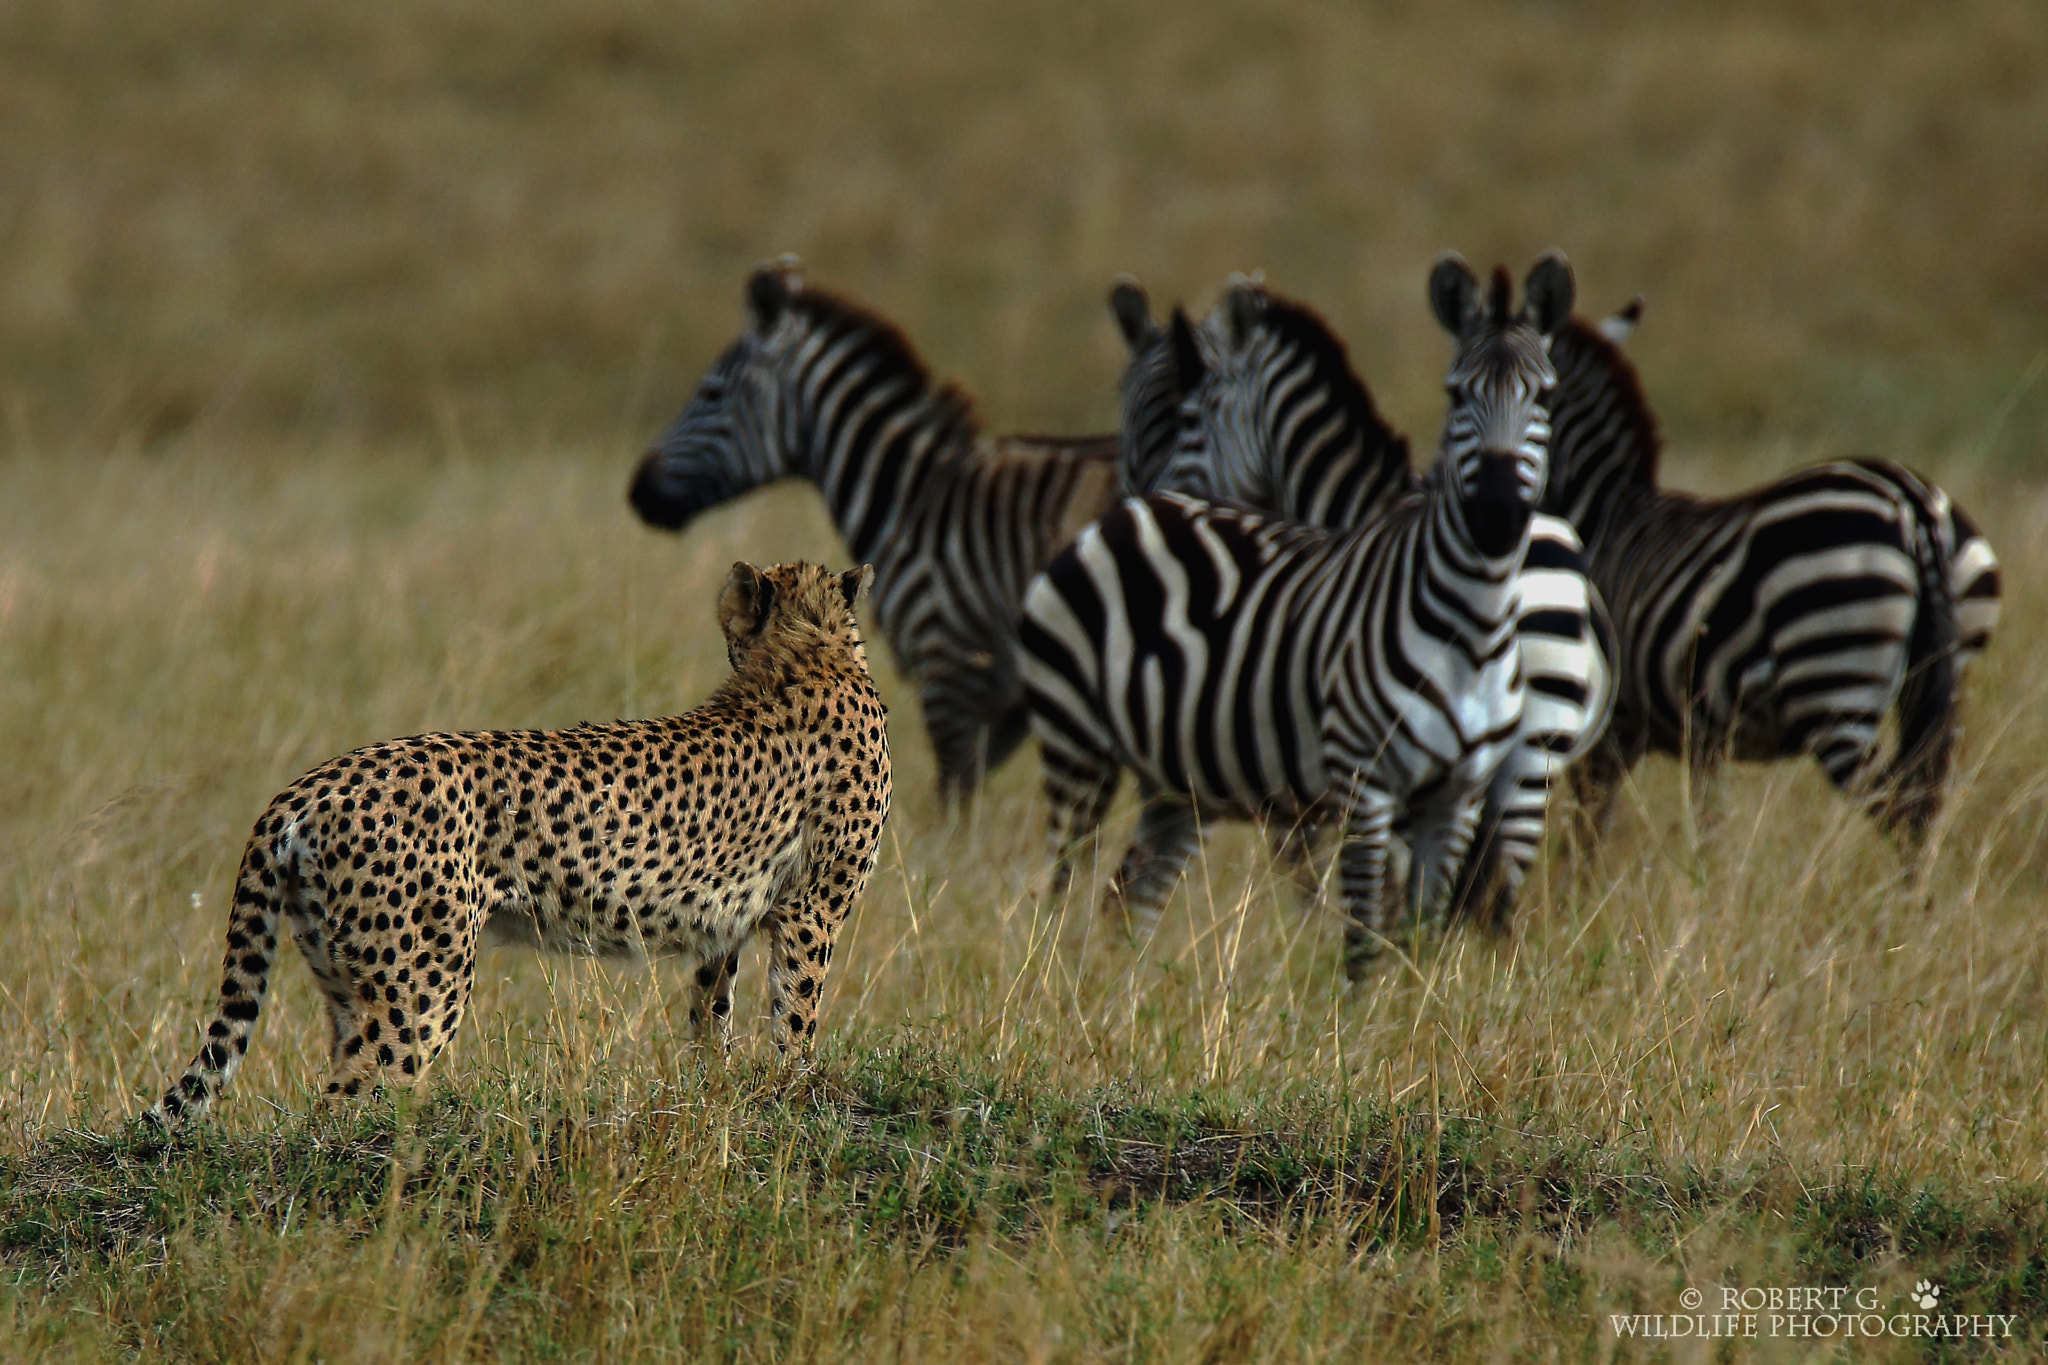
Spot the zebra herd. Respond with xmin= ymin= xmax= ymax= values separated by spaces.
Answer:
xmin=630 ymin=251 xmax=2001 ymax=977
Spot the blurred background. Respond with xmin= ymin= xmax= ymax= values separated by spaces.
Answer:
xmin=3 ymin=0 xmax=2044 ymax=468
xmin=10 ymin=15 xmax=2048 ymax=1339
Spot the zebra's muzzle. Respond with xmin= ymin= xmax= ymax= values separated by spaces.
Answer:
xmin=1463 ymin=451 xmax=1534 ymax=557
xmin=629 ymin=451 xmax=730 ymax=531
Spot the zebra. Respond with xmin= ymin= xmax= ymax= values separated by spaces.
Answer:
xmin=629 ymin=257 xmax=1122 ymax=804
xmin=1021 ymin=253 xmax=1576 ymax=975
xmin=1535 ymin=296 xmax=2001 ymax=838
xmin=1113 ymin=277 xmax=1415 ymax=525
xmin=1107 ymin=272 xmax=1613 ymax=927
xmin=1107 ymin=276 xmax=1203 ymax=498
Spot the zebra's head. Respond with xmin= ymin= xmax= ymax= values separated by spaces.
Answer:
xmin=628 ymin=258 xmax=814 ymax=532
xmin=1109 ymin=277 xmax=1210 ymax=497
xmin=1182 ymin=281 xmax=1296 ymax=509
xmin=1183 ymin=279 xmax=1410 ymax=524
xmin=1428 ymin=251 xmax=1574 ymax=558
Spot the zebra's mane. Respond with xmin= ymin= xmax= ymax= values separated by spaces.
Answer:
xmin=1550 ymin=313 xmax=1662 ymax=489
xmin=1240 ymin=292 xmax=1407 ymax=466
xmin=781 ymin=284 xmax=981 ymax=451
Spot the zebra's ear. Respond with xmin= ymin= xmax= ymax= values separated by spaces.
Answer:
xmin=718 ymin=561 xmax=776 ymax=644
xmin=838 ymin=564 xmax=873 ymax=611
xmin=1169 ymin=308 xmax=1207 ymax=394
xmin=1597 ymin=296 xmax=1645 ymax=346
xmin=1429 ymin=253 xmax=1479 ymax=335
xmin=746 ymin=258 xmax=802 ymax=334
xmin=1522 ymin=251 xmax=1576 ymax=336
xmin=1221 ymin=283 xmax=1264 ymax=350
xmin=1109 ymin=278 xmax=1153 ymax=353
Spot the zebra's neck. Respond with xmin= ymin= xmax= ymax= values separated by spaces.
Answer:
xmin=778 ymin=311 xmax=979 ymax=566
xmin=1550 ymin=450 xmax=1660 ymax=548
xmin=1251 ymin=332 xmax=1412 ymax=528
xmin=1419 ymin=490 xmax=1527 ymax=646
xmin=1543 ymin=324 xmax=1662 ymax=549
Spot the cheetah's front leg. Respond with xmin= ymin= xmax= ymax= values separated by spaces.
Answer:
xmin=761 ymin=840 xmax=877 ymax=1054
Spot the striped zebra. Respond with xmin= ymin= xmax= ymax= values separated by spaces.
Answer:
xmin=1107 ymin=277 xmax=1202 ymax=497
xmin=1539 ymin=298 xmax=2001 ymax=837
xmin=1113 ymin=277 xmax=1414 ymax=524
xmin=1108 ymin=273 xmax=1613 ymax=926
xmin=630 ymin=258 xmax=1121 ymax=803
xmin=1022 ymin=254 xmax=1576 ymax=974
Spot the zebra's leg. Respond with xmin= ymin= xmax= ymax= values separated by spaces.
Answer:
xmin=1447 ymin=747 xmax=1546 ymax=933
xmin=1676 ymin=708 xmax=1735 ymax=842
xmin=1041 ymin=742 xmax=1121 ymax=899
xmin=1556 ymin=725 xmax=1645 ymax=885
xmin=1267 ymin=816 xmax=1329 ymax=909
xmin=1803 ymin=709 xmax=1894 ymax=838
xmin=982 ymin=703 xmax=1035 ymax=778
xmin=1806 ymin=715 xmax=1885 ymax=792
xmin=919 ymin=675 xmax=990 ymax=809
xmin=1765 ymin=632 xmax=1895 ymax=835
xmin=1775 ymin=628 xmax=1933 ymax=841
xmin=1333 ymin=788 xmax=1400 ymax=982
xmin=1874 ymin=697 xmax=1956 ymax=846
xmin=1875 ymin=735 xmax=1954 ymax=846
xmin=1569 ymin=730 xmax=1639 ymax=836
xmin=1409 ymin=797 xmax=1486 ymax=932
xmin=1104 ymin=795 xmax=1203 ymax=939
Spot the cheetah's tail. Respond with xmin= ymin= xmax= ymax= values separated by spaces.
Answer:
xmin=145 ymin=826 xmax=291 ymax=1131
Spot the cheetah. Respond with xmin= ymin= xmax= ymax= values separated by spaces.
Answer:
xmin=147 ymin=560 xmax=890 ymax=1128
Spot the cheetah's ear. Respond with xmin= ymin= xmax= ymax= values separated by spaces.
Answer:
xmin=718 ymin=561 xmax=776 ymax=643
xmin=838 ymin=564 xmax=874 ymax=611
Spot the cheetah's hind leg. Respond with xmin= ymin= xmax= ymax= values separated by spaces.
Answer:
xmin=314 ymin=939 xmax=478 ymax=1107
xmin=684 ymin=949 xmax=741 ymax=1053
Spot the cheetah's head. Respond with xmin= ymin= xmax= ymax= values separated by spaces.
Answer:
xmin=718 ymin=560 xmax=873 ymax=675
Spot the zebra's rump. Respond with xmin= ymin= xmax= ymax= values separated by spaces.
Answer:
xmin=1613 ymin=463 xmax=1942 ymax=756
xmin=1843 ymin=458 xmax=2000 ymax=664
xmin=1517 ymin=514 xmax=1615 ymax=756
xmin=1022 ymin=495 xmax=1343 ymax=820
xmin=867 ymin=435 xmax=1121 ymax=702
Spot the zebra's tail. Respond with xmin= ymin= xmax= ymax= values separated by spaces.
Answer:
xmin=1880 ymin=501 xmax=1960 ymax=840
xmin=145 ymin=825 xmax=291 ymax=1131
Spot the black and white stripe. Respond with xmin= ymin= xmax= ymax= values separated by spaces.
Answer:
xmin=1108 ymin=271 xmax=1613 ymax=925
xmin=1107 ymin=277 xmax=1207 ymax=498
xmin=1139 ymin=278 xmax=1415 ymax=525
xmin=630 ymin=258 xmax=1121 ymax=802
xmin=1023 ymin=256 xmax=1575 ymax=974
xmin=1540 ymin=301 xmax=2000 ymax=836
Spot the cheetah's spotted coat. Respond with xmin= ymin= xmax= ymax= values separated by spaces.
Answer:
xmin=150 ymin=560 xmax=890 ymax=1128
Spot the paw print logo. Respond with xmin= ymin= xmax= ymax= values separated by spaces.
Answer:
xmin=1909 ymin=1280 xmax=1942 ymax=1311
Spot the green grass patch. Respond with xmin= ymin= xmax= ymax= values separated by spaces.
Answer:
xmin=7 ymin=1041 xmax=2045 ymax=1360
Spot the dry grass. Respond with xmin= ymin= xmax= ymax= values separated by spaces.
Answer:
xmin=4 ymin=446 xmax=2048 ymax=1359
xmin=5 ymin=0 xmax=2048 ymax=1359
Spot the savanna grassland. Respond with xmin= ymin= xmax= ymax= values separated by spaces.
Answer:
xmin=5 ymin=1 xmax=2048 ymax=1360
